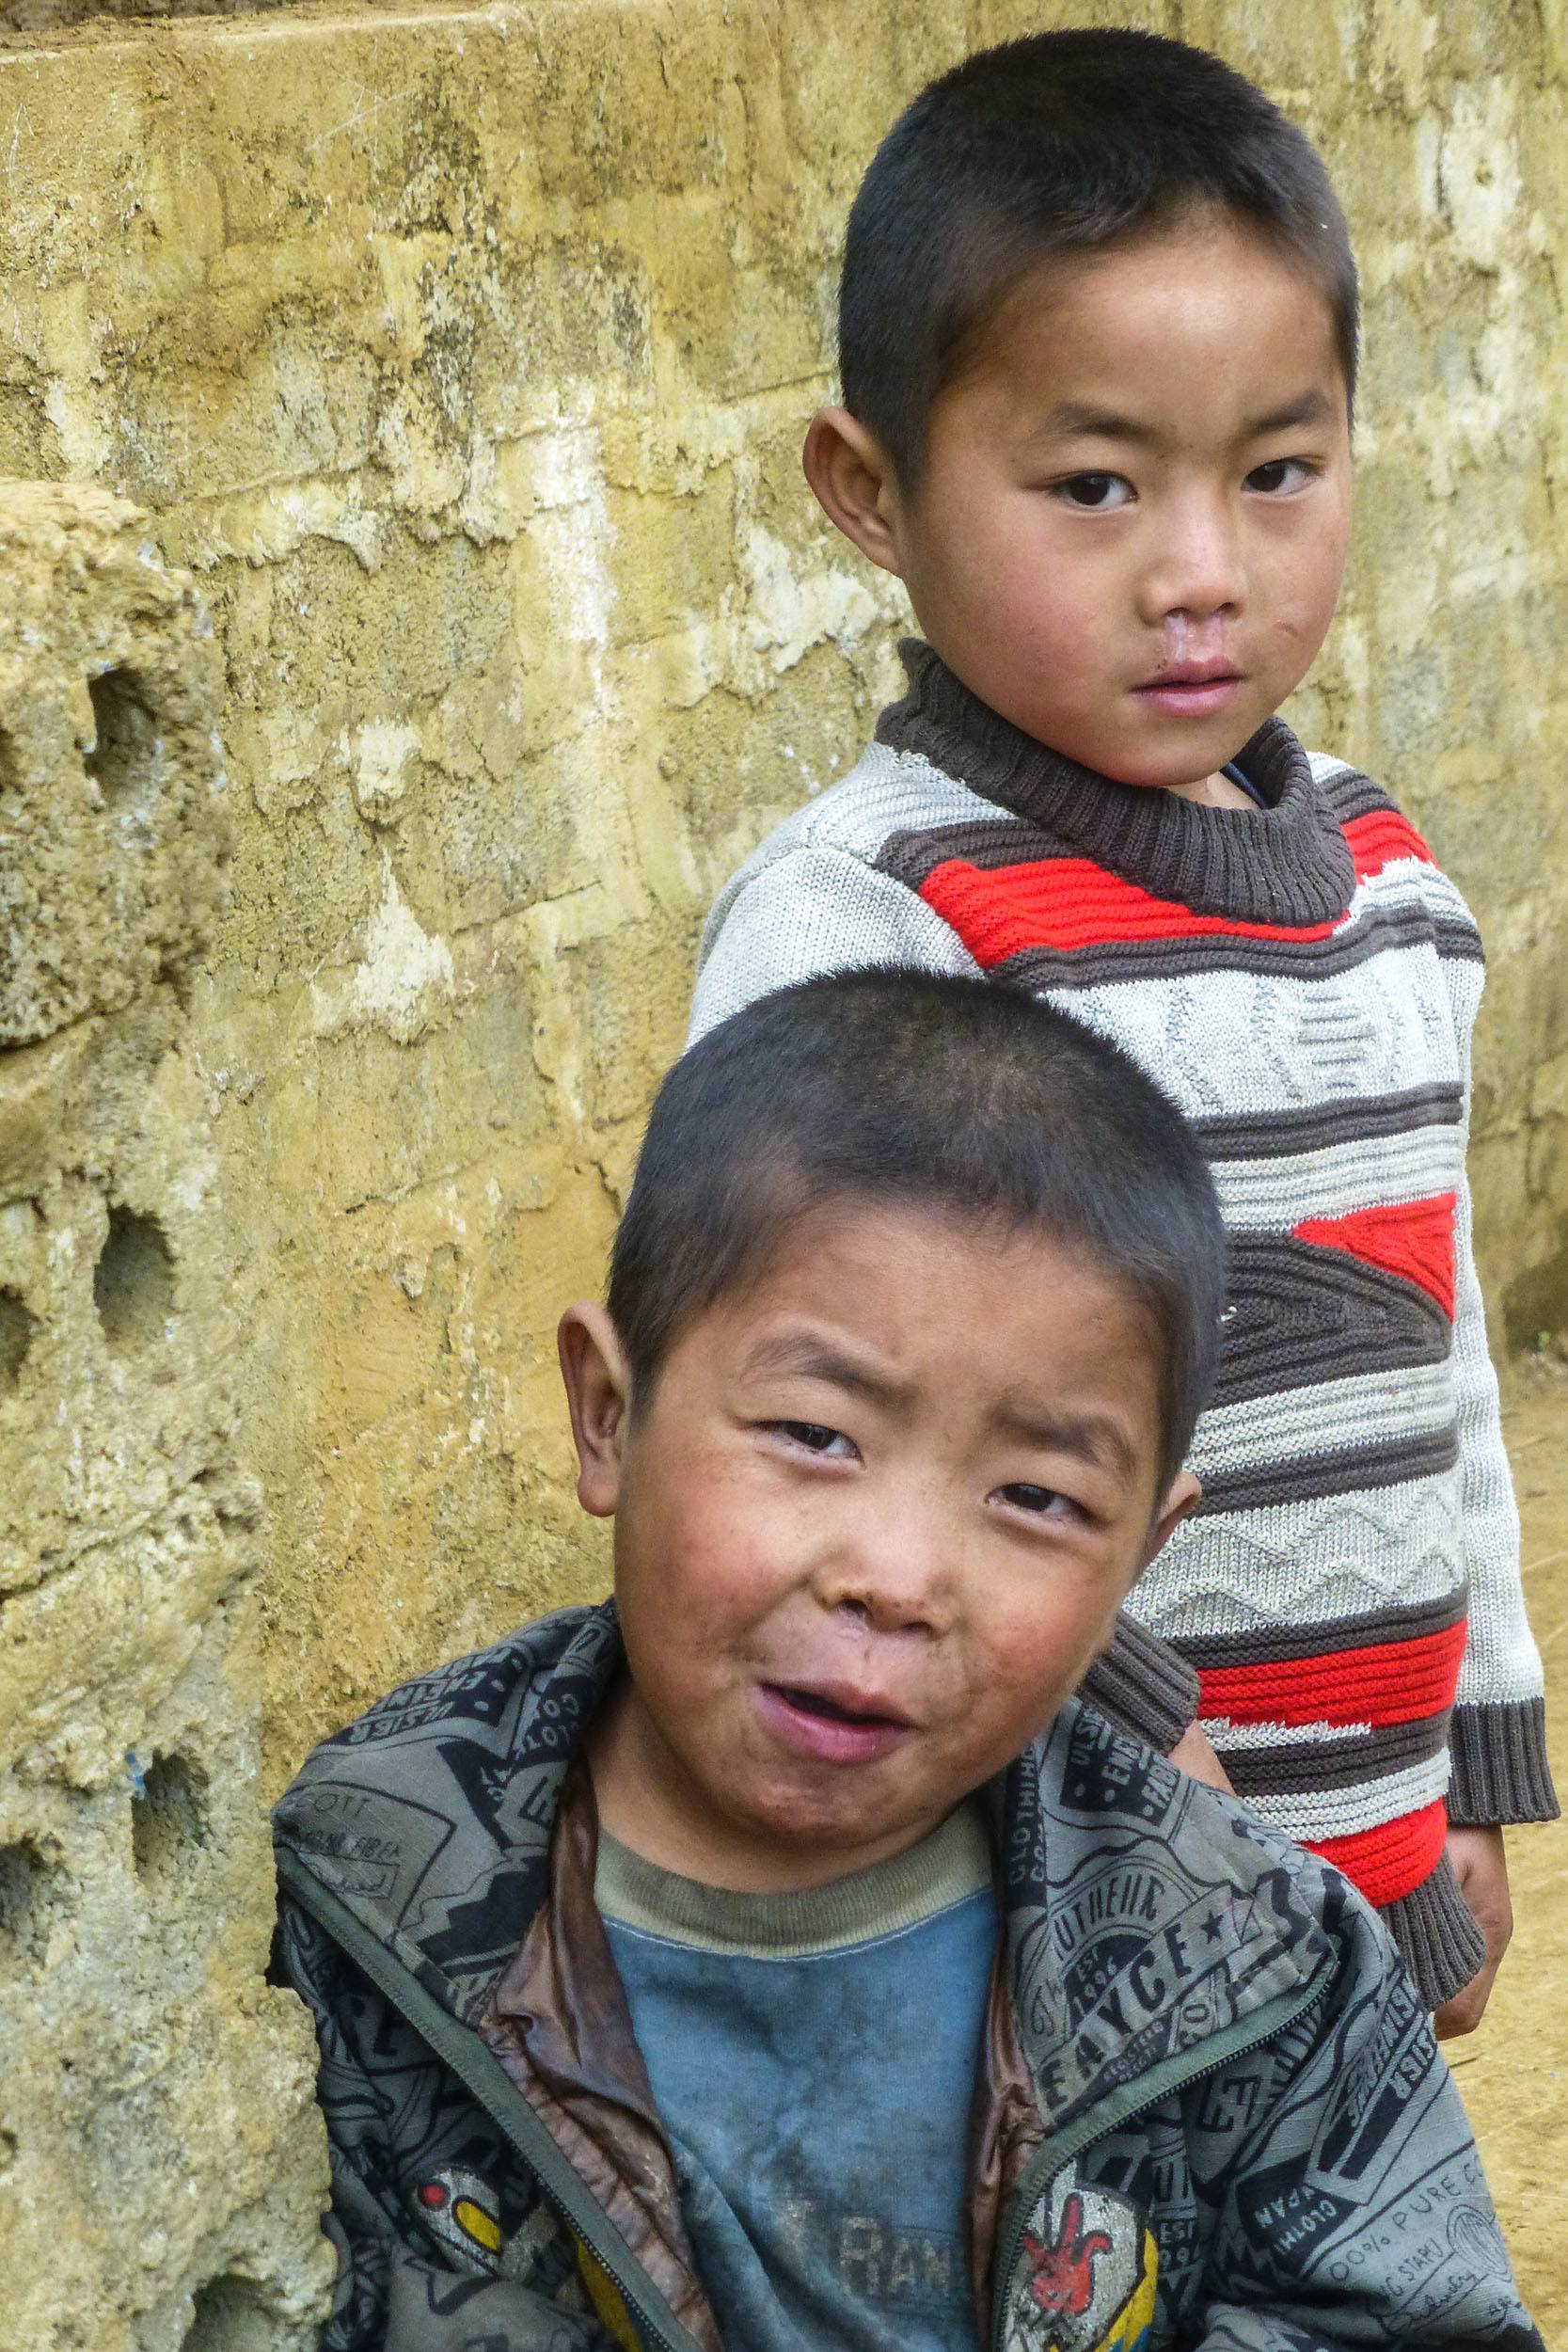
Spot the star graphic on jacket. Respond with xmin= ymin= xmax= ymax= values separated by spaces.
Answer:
xmin=1202 ymin=1907 xmax=1227 ymax=1945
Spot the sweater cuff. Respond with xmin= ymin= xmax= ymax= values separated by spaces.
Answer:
xmin=1446 ymin=1699 xmax=1560 ymax=1824
xmin=1381 ymin=1852 xmax=1487 ymax=2010
xmin=1076 ymin=1616 xmax=1199 ymax=1754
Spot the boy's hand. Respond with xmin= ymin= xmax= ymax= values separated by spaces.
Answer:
xmin=1165 ymin=1722 xmax=1234 ymax=1794
xmin=1433 ymin=1825 xmax=1513 ymax=2040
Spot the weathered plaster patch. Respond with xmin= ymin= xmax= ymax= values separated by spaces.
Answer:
xmin=310 ymin=864 xmax=456 ymax=1043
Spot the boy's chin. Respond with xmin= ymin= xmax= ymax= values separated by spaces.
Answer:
xmin=1006 ymin=699 xmax=1272 ymax=791
xmin=1077 ymin=727 xmax=1258 ymax=794
xmin=729 ymin=1767 xmax=971 ymax=1881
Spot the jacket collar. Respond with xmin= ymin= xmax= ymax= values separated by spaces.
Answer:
xmin=274 ymin=1603 xmax=625 ymax=2023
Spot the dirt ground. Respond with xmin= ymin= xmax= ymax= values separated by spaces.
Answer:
xmin=1448 ymin=1375 xmax=1568 ymax=2335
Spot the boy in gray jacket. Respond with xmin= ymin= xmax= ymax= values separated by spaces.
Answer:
xmin=275 ymin=971 xmax=1537 ymax=2352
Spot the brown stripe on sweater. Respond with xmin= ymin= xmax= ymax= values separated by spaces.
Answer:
xmin=1312 ymin=766 xmax=1402 ymax=825
xmin=1212 ymin=1236 xmax=1452 ymax=1409
xmin=1195 ymin=1084 xmax=1465 ymax=1162
xmin=876 ymin=815 xmax=1043 ymax=891
xmin=988 ymin=904 xmax=1484 ymax=993
xmin=1193 ymin=1422 xmax=1460 ymax=1515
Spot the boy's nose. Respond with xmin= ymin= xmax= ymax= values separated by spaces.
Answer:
xmin=815 ymin=1511 xmax=957 ymax=1636
xmin=1143 ymin=502 xmax=1246 ymax=625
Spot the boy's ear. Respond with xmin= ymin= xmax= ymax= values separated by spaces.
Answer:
xmin=1141 ymin=1469 xmax=1202 ymax=1574
xmin=557 ymin=1303 xmax=635 ymax=1518
xmin=802 ymin=407 xmax=906 ymax=578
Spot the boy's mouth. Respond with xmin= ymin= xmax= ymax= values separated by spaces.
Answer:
xmin=754 ymin=1679 xmax=914 ymax=1766
xmin=1132 ymin=660 xmax=1244 ymax=719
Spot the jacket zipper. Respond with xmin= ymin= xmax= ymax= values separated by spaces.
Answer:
xmin=990 ymin=1968 xmax=1329 ymax=2351
xmin=277 ymin=1851 xmax=706 ymax=2352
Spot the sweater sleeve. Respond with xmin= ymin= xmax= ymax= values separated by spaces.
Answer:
xmin=1446 ymin=1153 xmax=1558 ymax=1821
xmin=691 ymin=837 xmax=1201 ymax=1756
xmin=689 ymin=840 xmax=982 ymax=1041
xmin=1439 ymin=955 xmax=1558 ymax=1825
xmin=1077 ymin=1616 xmax=1200 ymax=1753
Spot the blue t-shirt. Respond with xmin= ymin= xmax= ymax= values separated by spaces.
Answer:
xmin=596 ymin=1804 xmax=996 ymax=2352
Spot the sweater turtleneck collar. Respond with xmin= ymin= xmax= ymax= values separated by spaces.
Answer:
xmin=875 ymin=639 xmax=1356 ymax=930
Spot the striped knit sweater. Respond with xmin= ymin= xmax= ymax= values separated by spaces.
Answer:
xmin=689 ymin=640 xmax=1558 ymax=2010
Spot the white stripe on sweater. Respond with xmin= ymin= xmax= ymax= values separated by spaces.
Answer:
xmin=1208 ymin=1717 xmax=1374 ymax=1748
xmin=1189 ymin=1362 xmax=1454 ymax=1479
xmin=1129 ymin=1479 xmax=1465 ymax=1639
xmin=1211 ymin=1129 xmax=1467 ymax=1223
xmin=1044 ymin=950 xmax=1466 ymax=1122
xmin=1237 ymin=1749 xmax=1451 ymax=1841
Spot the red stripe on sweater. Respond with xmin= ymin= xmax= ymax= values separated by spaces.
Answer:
xmin=1196 ymin=1614 xmax=1467 ymax=1729
xmin=918 ymin=857 xmax=1340 ymax=962
xmin=1292 ymin=1193 xmax=1458 ymax=1319
xmin=1343 ymin=806 xmax=1435 ymax=881
xmin=1307 ymin=1799 xmax=1449 ymax=1908
xmin=918 ymin=807 xmax=1433 ymax=966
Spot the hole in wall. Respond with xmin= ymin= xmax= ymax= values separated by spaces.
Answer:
xmin=132 ymin=1752 xmax=211 ymax=1891
xmin=0 ymin=1288 xmax=36 ymax=1395
xmin=93 ymin=1207 xmax=176 ymax=1356
xmin=181 ymin=2273 xmax=278 ymax=2352
xmin=85 ymin=666 xmax=160 ymax=812
xmin=0 ymin=1839 xmax=51 ymax=1964
xmin=191 ymin=1464 xmax=261 ymax=1532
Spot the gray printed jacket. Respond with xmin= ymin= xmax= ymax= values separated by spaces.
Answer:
xmin=272 ymin=1603 xmax=1540 ymax=2352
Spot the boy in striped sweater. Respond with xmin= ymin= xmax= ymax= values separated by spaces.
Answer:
xmin=689 ymin=27 xmax=1556 ymax=2033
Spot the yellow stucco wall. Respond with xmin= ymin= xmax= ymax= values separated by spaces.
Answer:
xmin=0 ymin=0 xmax=1562 ymax=1795
xmin=0 ymin=487 xmax=332 ymax=2352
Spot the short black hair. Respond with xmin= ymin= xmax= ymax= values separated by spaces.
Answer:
xmin=841 ymin=27 xmax=1358 ymax=482
xmin=608 ymin=970 xmax=1226 ymax=1494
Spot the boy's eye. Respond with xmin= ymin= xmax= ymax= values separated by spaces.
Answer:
xmin=773 ymin=1420 xmax=854 ymax=1457
xmin=1245 ymin=456 xmax=1314 ymax=495
xmin=1055 ymin=472 xmax=1133 ymax=510
xmin=996 ymin=1481 xmax=1074 ymax=1518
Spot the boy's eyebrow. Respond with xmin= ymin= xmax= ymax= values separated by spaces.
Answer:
xmin=740 ymin=1331 xmax=914 ymax=1408
xmin=991 ymin=1400 xmax=1142 ymax=1483
xmin=740 ymin=1333 xmax=1145 ymax=1477
xmin=1237 ymin=388 xmax=1339 ymax=436
xmin=1037 ymin=387 xmax=1338 ymax=446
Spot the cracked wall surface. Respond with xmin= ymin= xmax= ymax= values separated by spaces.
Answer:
xmin=0 ymin=486 xmax=330 ymax=2349
xmin=0 ymin=0 xmax=1560 ymax=1789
